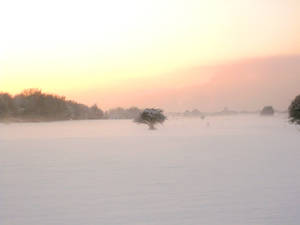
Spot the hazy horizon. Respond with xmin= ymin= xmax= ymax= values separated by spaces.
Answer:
xmin=2 ymin=54 xmax=300 ymax=112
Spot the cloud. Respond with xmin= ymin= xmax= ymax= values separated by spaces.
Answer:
xmin=162 ymin=55 xmax=300 ymax=111
xmin=71 ymin=55 xmax=300 ymax=111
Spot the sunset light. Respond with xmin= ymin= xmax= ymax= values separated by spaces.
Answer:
xmin=1 ymin=0 xmax=300 ymax=110
xmin=2 ymin=1 xmax=300 ymax=225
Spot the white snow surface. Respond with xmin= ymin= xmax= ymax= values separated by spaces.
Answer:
xmin=1 ymin=115 xmax=300 ymax=225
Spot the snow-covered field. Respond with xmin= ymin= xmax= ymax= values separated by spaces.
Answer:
xmin=1 ymin=115 xmax=300 ymax=225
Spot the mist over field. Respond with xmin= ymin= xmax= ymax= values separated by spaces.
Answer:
xmin=1 ymin=0 xmax=300 ymax=224
xmin=1 ymin=115 xmax=300 ymax=225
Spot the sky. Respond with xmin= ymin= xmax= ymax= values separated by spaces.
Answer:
xmin=1 ymin=0 xmax=300 ymax=111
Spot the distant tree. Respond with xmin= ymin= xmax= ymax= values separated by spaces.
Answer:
xmin=260 ymin=106 xmax=274 ymax=116
xmin=107 ymin=107 xmax=127 ymax=119
xmin=0 ymin=93 xmax=15 ymax=118
xmin=134 ymin=108 xmax=166 ymax=130
xmin=0 ymin=89 xmax=104 ymax=122
xmin=183 ymin=109 xmax=205 ymax=118
xmin=191 ymin=109 xmax=201 ymax=115
xmin=105 ymin=107 xmax=141 ymax=119
xmin=127 ymin=107 xmax=141 ymax=119
xmin=183 ymin=110 xmax=190 ymax=117
xmin=14 ymin=89 xmax=69 ymax=120
xmin=66 ymin=101 xmax=89 ymax=120
xmin=88 ymin=104 xmax=104 ymax=119
xmin=289 ymin=95 xmax=300 ymax=125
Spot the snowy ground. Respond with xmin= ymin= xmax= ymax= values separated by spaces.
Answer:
xmin=1 ymin=115 xmax=300 ymax=225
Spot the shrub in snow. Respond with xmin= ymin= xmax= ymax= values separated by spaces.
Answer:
xmin=260 ymin=106 xmax=274 ymax=116
xmin=134 ymin=108 xmax=166 ymax=130
xmin=289 ymin=95 xmax=300 ymax=125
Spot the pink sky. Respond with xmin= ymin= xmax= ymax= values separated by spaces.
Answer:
xmin=67 ymin=55 xmax=300 ymax=111
xmin=1 ymin=0 xmax=300 ymax=111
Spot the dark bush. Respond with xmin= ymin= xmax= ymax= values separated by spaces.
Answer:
xmin=260 ymin=106 xmax=274 ymax=116
xmin=289 ymin=95 xmax=300 ymax=125
xmin=0 ymin=89 xmax=104 ymax=121
xmin=134 ymin=108 xmax=166 ymax=130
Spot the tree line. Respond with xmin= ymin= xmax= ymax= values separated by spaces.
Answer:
xmin=1 ymin=89 xmax=300 ymax=125
xmin=0 ymin=89 xmax=141 ymax=121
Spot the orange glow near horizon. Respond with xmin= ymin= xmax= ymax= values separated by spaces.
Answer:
xmin=1 ymin=0 xmax=300 ymax=110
